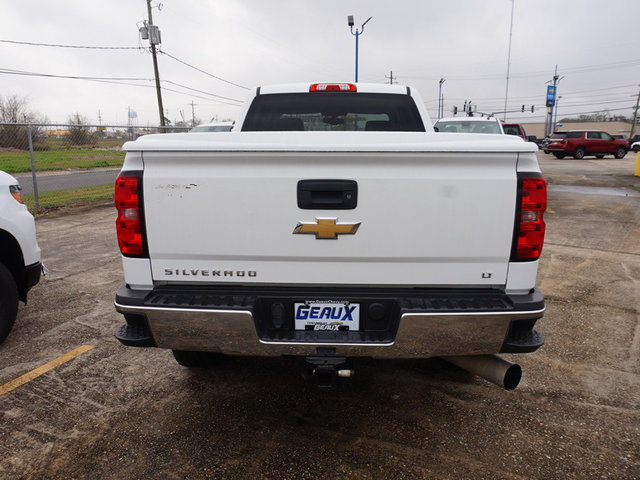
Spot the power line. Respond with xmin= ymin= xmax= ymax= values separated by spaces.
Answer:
xmin=163 ymin=80 xmax=243 ymax=103
xmin=0 ymin=39 xmax=142 ymax=50
xmin=0 ymin=68 xmax=153 ymax=82
xmin=560 ymin=83 xmax=639 ymax=96
xmin=549 ymin=98 xmax=636 ymax=109
xmin=403 ymin=59 xmax=640 ymax=82
xmin=451 ymin=85 xmax=638 ymax=103
xmin=0 ymin=68 xmax=244 ymax=104
xmin=161 ymin=87 xmax=243 ymax=106
xmin=556 ymin=106 xmax=632 ymax=116
xmin=158 ymin=49 xmax=249 ymax=90
xmin=462 ymin=106 xmax=635 ymax=122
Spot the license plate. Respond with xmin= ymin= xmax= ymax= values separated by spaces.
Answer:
xmin=294 ymin=301 xmax=360 ymax=331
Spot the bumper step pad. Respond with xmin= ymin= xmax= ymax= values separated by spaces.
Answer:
xmin=502 ymin=328 xmax=544 ymax=353
xmin=115 ymin=321 xmax=156 ymax=347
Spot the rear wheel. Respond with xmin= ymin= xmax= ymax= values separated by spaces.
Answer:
xmin=573 ymin=147 xmax=585 ymax=160
xmin=633 ymin=145 xmax=640 ymax=153
xmin=0 ymin=262 xmax=19 ymax=344
xmin=172 ymin=350 xmax=224 ymax=368
xmin=614 ymin=146 xmax=627 ymax=159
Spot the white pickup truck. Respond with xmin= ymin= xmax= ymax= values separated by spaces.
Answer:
xmin=0 ymin=171 xmax=43 ymax=344
xmin=114 ymin=83 xmax=546 ymax=389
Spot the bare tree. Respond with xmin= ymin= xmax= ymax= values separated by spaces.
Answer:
xmin=0 ymin=95 xmax=44 ymax=149
xmin=67 ymin=113 xmax=96 ymax=146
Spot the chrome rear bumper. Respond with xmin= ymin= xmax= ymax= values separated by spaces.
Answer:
xmin=114 ymin=284 xmax=545 ymax=358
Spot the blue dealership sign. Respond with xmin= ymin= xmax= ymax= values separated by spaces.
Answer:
xmin=546 ymin=86 xmax=557 ymax=107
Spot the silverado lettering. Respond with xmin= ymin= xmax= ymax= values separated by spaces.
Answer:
xmin=164 ymin=269 xmax=257 ymax=277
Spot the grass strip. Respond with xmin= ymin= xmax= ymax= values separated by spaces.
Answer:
xmin=0 ymin=149 xmax=125 ymax=173
xmin=23 ymin=184 xmax=114 ymax=212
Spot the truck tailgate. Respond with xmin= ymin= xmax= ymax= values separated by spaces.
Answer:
xmin=142 ymin=150 xmax=518 ymax=287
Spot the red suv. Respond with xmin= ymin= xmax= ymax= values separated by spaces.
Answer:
xmin=547 ymin=130 xmax=628 ymax=159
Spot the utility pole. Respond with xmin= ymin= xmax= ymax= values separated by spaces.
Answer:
xmin=190 ymin=101 xmax=196 ymax=126
xmin=630 ymin=86 xmax=640 ymax=139
xmin=438 ymin=78 xmax=446 ymax=120
xmin=385 ymin=71 xmax=394 ymax=84
xmin=503 ymin=0 xmax=515 ymax=122
xmin=143 ymin=0 xmax=165 ymax=129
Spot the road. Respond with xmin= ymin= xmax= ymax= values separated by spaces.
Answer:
xmin=13 ymin=168 xmax=120 ymax=195
xmin=1 ymin=152 xmax=639 ymax=479
xmin=11 ymin=149 xmax=639 ymax=196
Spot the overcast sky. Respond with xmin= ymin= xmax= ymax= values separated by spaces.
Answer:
xmin=1 ymin=0 xmax=639 ymax=128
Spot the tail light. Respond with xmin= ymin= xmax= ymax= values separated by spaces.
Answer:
xmin=115 ymin=172 xmax=147 ymax=257
xmin=512 ymin=175 xmax=546 ymax=261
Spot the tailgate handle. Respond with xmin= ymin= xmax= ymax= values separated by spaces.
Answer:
xmin=297 ymin=180 xmax=358 ymax=210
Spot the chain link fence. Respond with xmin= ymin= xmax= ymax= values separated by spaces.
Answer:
xmin=0 ymin=122 xmax=188 ymax=212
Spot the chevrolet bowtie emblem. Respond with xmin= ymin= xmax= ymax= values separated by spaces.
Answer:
xmin=293 ymin=218 xmax=361 ymax=240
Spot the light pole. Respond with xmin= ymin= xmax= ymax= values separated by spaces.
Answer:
xmin=545 ymin=65 xmax=564 ymax=137
xmin=553 ymin=95 xmax=562 ymax=133
xmin=348 ymin=15 xmax=372 ymax=83
xmin=503 ymin=0 xmax=515 ymax=122
xmin=438 ymin=78 xmax=446 ymax=119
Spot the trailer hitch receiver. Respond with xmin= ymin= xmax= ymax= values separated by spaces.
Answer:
xmin=301 ymin=348 xmax=354 ymax=387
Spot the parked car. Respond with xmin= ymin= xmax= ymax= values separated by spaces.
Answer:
xmin=629 ymin=134 xmax=640 ymax=146
xmin=612 ymin=134 xmax=630 ymax=148
xmin=189 ymin=121 xmax=234 ymax=133
xmin=434 ymin=116 xmax=503 ymax=134
xmin=546 ymin=130 xmax=628 ymax=159
xmin=540 ymin=132 xmax=566 ymax=154
xmin=0 ymin=171 xmax=43 ymax=344
xmin=503 ymin=123 xmax=539 ymax=145
xmin=503 ymin=123 xmax=526 ymax=140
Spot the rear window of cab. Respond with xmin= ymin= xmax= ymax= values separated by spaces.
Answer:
xmin=241 ymin=92 xmax=425 ymax=132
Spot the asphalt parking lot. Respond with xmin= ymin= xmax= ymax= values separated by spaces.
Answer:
xmin=1 ymin=152 xmax=639 ymax=479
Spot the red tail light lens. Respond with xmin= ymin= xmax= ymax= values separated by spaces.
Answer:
xmin=115 ymin=172 xmax=146 ymax=256
xmin=513 ymin=176 xmax=547 ymax=260
xmin=309 ymin=83 xmax=357 ymax=92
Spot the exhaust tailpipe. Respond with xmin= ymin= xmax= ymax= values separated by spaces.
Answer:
xmin=442 ymin=354 xmax=522 ymax=390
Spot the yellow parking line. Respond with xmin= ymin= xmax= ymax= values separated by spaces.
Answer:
xmin=0 ymin=345 xmax=94 ymax=396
